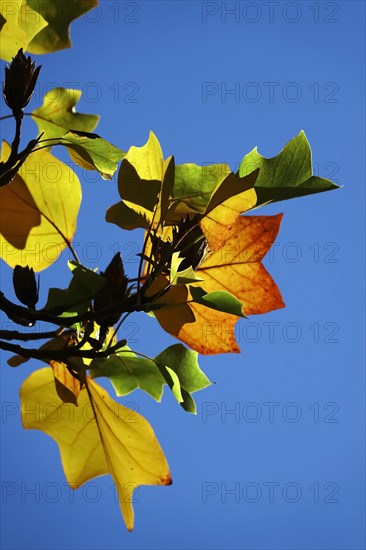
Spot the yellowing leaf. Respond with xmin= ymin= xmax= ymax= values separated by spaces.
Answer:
xmin=107 ymin=132 xmax=174 ymax=233
xmin=153 ymin=215 xmax=285 ymax=354
xmin=51 ymin=360 xmax=81 ymax=405
xmin=0 ymin=0 xmax=47 ymax=61
xmin=145 ymin=275 xmax=195 ymax=335
xmin=0 ymin=141 xmax=81 ymax=271
xmin=20 ymin=367 xmax=171 ymax=531
xmin=32 ymin=88 xmax=100 ymax=143
xmin=126 ymin=131 xmax=164 ymax=181
xmin=26 ymin=0 xmax=98 ymax=54
xmin=200 ymin=185 xmax=257 ymax=251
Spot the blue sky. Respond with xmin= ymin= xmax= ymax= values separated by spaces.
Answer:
xmin=0 ymin=1 xmax=365 ymax=549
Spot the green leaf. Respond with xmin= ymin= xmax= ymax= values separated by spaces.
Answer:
xmin=60 ymin=131 xmax=126 ymax=180
xmin=44 ymin=262 xmax=105 ymax=317
xmin=90 ymin=344 xmax=211 ymax=414
xmin=172 ymin=162 xmax=231 ymax=215
xmin=167 ymin=164 xmax=257 ymax=224
xmin=0 ymin=0 xmax=47 ymax=61
xmin=26 ymin=0 xmax=98 ymax=54
xmin=238 ymin=131 xmax=340 ymax=206
xmin=155 ymin=344 xmax=211 ymax=413
xmin=32 ymin=88 xmax=100 ymax=143
xmin=90 ymin=349 xmax=167 ymax=402
xmin=190 ymin=287 xmax=246 ymax=318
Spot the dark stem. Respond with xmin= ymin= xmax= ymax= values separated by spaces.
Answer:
xmin=0 ymin=339 xmax=124 ymax=362
xmin=0 ymin=328 xmax=63 ymax=342
xmin=9 ymin=111 xmax=24 ymax=163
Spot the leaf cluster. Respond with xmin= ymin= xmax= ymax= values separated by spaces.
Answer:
xmin=0 ymin=7 xmax=340 ymax=531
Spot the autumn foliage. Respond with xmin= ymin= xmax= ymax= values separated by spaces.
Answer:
xmin=0 ymin=1 xmax=339 ymax=531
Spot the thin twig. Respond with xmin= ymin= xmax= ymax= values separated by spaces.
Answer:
xmin=0 ymin=339 xmax=124 ymax=361
xmin=0 ymin=328 xmax=63 ymax=342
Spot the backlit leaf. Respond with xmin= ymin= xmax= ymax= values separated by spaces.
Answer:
xmin=26 ymin=0 xmax=98 ymax=54
xmin=60 ymin=130 xmax=126 ymax=180
xmin=20 ymin=367 xmax=171 ymax=531
xmin=107 ymin=132 xmax=173 ymax=232
xmin=169 ymin=252 xmax=204 ymax=285
xmin=0 ymin=0 xmax=47 ymax=61
xmin=90 ymin=344 xmax=210 ymax=413
xmin=0 ymin=141 xmax=81 ymax=271
xmin=51 ymin=360 xmax=81 ymax=405
xmin=190 ymin=287 xmax=246 ymax=318
xmin=171 ymin=162 xmax=231 ymax=216
xmin=32 ymin=88 xmax=100 ymax=142
xmin=200 ymin=185 xmax=257 ymax=251
xmin=155 ymin=344 xmax=211 ymax=413
xmin=153 ymin=215 xmax=285 ymax=354
xmin=239 ymin=131 xmax=340 ymax=206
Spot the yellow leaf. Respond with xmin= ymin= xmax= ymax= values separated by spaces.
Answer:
xmin=0 ymin=141 xmax=81 ymax=271
xmin=200 ymin=187 xmax=257 ymax=251
xmin=125 ymin=131 xmax=164 ymax=182
xmin=153 ymin=215 xmax=285 ymax=354
xmin=0 ymin=0 xmax=47 ymax=61
xmin=20 ymin=367 xmax=171 ymax=530
xmin=50 ymin=361 xmax=81 ymax=405
xmin=26 ymin=0 xmax=99 ymax=55
xmin=108 ymin=132 xmax=174 ymax=234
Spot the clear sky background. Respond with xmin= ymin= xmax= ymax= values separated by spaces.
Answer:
xmin=0 ymin=1 xmax=365 ymax=549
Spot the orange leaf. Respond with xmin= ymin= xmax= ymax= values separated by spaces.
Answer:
xmin=146 ymin=275 xmax=195 ymax=334
xmin=153 ymin=214 xmax=285 ymax=354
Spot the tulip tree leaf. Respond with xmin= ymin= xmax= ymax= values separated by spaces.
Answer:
xmin=32 ymin=88 xmax=100 ymax=142
xmin=153 ymin=215 xmax=285 ymax=354
xmin=190 ymin=287 xmax=246 ymax=318
xmin=107 ymin=132 xmax=173 ymax=231
xmin=90 ymin=344 xmax=210 ymax=414
xmin=172 ymin=162 xmax=231 ymax=215
xmin=60 ymin=131 xmax=126 ymax=180
xmin=90 ymin=348 xmax=166 ymax=402
xmin=26 ymin=0 xmax=98 ymax=54
xmin=167 ymin=165 xmax=257 ymax=225
xmin=20 ymin=367 xmax=171 ymax=531
xmin=51 ymin=360 xmax=81 ymax=405
xmin=155 ymin=344 xmax=211 ymax=413
xmin=0 ymin=141 xmax=81 ymax=271
xmin=0 ymin=0 xmax=47 ymax=61
xmin=239 ymin=130 xmax=340 ymax=206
